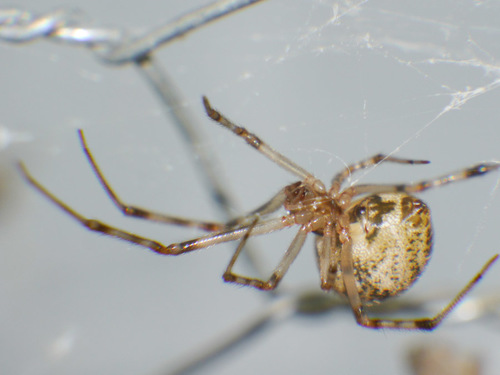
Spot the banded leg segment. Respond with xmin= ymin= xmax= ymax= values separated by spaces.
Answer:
xmin=223 ymin=224 xmax=308 ymax=290
xmin=202 ymin=96 xmax=325 ymax=192
xmin=340 ymin=239 xmax=499 ymax=330
xmin=18 ymin=162 xmax=294 ymax=255
xmin=330 ymin=153 xmax=429 ymax=193
xmin=348 ymin=162 xmax=500 ymax=197
xmin=77 ymin=129 xmax=224 ymax=232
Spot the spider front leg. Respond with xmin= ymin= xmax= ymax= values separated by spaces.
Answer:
xmin=349 ymin=162 xmax=500 ymax=197
xmin=77 ymin=129 xmax=224 ymax=232
xmin=202 ymin=96 xmax=325 ymax=193
xmin=18 ymin=161 xmax=293 ymax=255
xmin=340 ymin=240 xmax=499 ymax=330
xmin=330 ymin=153 xmax=429 ymax=192
xmin=223 ymin=220 xmax=308 ymax=290
xmin=224 ymin=188 xmax=287 ymax=229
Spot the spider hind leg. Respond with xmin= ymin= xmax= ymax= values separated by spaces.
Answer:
xmin=343 ymin=249 xmax=499 ymax=330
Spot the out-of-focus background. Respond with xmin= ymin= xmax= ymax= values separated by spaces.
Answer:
xmin=1 ymin=1 xmax=499 ymax=374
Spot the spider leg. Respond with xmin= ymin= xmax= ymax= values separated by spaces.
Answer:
xmin=202 ymin=96 xmax=325 ymax=193
xmin=341 ymin=240 xmax=499 ymax=330
xmin=18 ymin=161 xmax=294 ymax=255
xmin=223 ymin=222 xmax=308 ymax=290
xmin=225 ymin=188 xmax=287 ymax=228
xmin=346 ymin=162 xmax=500 ymax=197
xmin=75 ymin=129 xmax=224 ymax=232
xmin=330 ymin=153 xmax=429 ymax=192
xmin=246 ymin=188 xmax=287 ymax=217
xmin=315 ymin=223 xmax=336 ymax=290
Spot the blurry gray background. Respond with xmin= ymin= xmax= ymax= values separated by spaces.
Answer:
xmin=1 ymin=1 xmax=500 ymax=374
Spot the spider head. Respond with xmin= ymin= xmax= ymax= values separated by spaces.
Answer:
xmin=284 ymin=181 xmax=314 ymax=205
xmin=283 ymin=181 xmax=339 ymax=231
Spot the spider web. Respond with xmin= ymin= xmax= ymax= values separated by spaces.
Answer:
xmin=1 ymin=1 xmax=499 ymax=375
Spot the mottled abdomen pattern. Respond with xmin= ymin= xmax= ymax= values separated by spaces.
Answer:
xmin=334 ymin=193 xmax=432 ymax=304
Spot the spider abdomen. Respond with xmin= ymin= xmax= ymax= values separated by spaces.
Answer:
xmin=334 ymin=193 xmax=433 ymax=303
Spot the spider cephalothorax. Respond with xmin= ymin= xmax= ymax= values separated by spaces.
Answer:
xmin=284 ymin=181 xmax=341 ymax=232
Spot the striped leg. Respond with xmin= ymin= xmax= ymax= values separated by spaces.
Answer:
xmin=77 ymin=129 xmax=223 ymax=232
xmin=202 ymin=96 xmax=325 ymax=193
xmin=341 ymin=240 xmax=498 ymax=330
xmin=18 ymin=162 xmax=293 ymax=255
xmin=223 ymin=223 xmax=308 ymax=290
xmin=348 ymin=162 xmax=500 ymax=197
xmin=330 ymin=153 xmax=429 ymax=193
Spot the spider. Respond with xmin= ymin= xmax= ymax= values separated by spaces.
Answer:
xmin=20 ymin=96 xmax=499 ymax=330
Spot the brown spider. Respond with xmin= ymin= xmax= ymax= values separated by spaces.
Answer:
xmin=19 ymin=96 xmax=499 ymax=330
